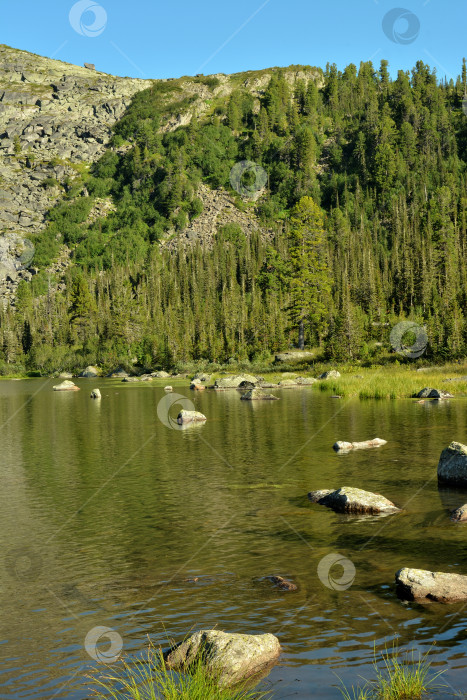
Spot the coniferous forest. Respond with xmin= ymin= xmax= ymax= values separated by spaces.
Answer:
xmin=4 ymin=58 xmax=467 ymax=374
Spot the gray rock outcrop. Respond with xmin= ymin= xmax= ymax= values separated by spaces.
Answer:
xmin=319 ymin=370 xmax=341 ymax=379
xmin=416 ymin=387 xmax=454 ymax=399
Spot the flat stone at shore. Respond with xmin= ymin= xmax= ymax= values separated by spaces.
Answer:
xmin=177 ymin=410 xmax=207 ymax=425
xmin=395 ymin=567 xmax=467 ymax=603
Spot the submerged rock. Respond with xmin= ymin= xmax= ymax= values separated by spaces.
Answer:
xmin=241 ymin=389 xmax=279 ymax=401
xmin=177 ymin=410 xmax=207 ymax=425
xmin=53 ymin=380 xmax=80 ymax=392
xmin=319 ymin=370 xmax=341 ymax=379
xmin=450 ymin=504 xmax=467 ymax=522
xmin=333 ymin=438 xmax=387 ymax=452
xmin=164 ymin=630 xmax=280 ymax=687
xmin=269 ymin=575 xmax=298 ymax=591
xmin=90 ymin=388 xmax=101 ymax=399
xmin=308 ymin=486 xmax=400 ymax=514
xmin=164 ymin=386 xmax=173 ymax=392
xmin=438 ymin=442 xmax=467 ymax=486
xmin=395 ymin=567 xmax=467 ymax=603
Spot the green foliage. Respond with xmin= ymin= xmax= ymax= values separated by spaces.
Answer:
xmin=90 ymin=644 xmax=269 ymax=700
xmin=11 ymin=59 xmax=467 ymax=368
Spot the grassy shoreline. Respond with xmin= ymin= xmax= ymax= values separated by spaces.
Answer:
xmin=3 ymin=361 xmax=467 ymax=400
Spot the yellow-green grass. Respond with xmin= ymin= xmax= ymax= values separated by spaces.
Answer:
xmin=89 ymin=644 xmax=270 ymax=700
xmin=338 ymin=645 xmax=445 ymax=700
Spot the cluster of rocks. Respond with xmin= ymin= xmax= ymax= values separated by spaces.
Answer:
xmin=306 ymin=439 xmax=467 ymax=604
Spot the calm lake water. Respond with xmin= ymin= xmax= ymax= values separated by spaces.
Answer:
xmin=1 ymin=378 xmax=467 ymax=699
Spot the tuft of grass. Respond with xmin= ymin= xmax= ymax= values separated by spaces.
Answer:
xmin=89 ymin=643 xmax=270 ymax=700
xmin=338 ymin=645 xmax=445 ymax=700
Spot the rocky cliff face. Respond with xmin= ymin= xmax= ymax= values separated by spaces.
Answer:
xmin=0 ymin=44 xmax=150 ymax=237
xmin=0 ymin=45 xmax=321 ymax=304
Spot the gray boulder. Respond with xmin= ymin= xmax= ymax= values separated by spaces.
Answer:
xmin=153 ymin=370 xmax=171 ymax=378
xmin=177 ymin=410 xmax=207 ymax=425
xmin=192 ymin=372 xmax=211 ymax=383
xmin=241 ymin=389 xmax=279 ymax=401
xmin=416 ymin=387 xmax=453 ymax=399
xmin=438 ymin=442 xmax=467 ymax=486
xmin=296 ymin=376 xmax=317 ymax=385
xmin=277 ymin=379 xmax=297 ymax=387
xmin=90 ymin=389 xmax=101 ymax=399
xmin=79 ymin=365 xmax=99 ymax=378
xmin=164 ymin=630 xmax=280 ymax=687
xmin=53 ymin=380 xmax=79 ymax=392
xmin=107 ymin=368 xmax=129 ymax=378
xmin=308 ymin=486 xmax=400 ymax=514
xmin=395 ymin=567 xmax=467 ymax=603
xmin=319 ymin=370 xmax=341 ymax=379
xmin=59 ymin=372 xmax=73 ymax=379
xmin=214 ymin=375 xmax=255 ymax=389
xmin=451 ymin=504 xmax=467 ymax=522
xmin=164 ymin=386 xmax=173 ymax=392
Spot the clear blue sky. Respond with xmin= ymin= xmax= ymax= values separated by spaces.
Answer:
xmin=2 ymin=0 xmax=466 ymax=81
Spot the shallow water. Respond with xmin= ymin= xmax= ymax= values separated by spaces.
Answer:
xmin=1 ymin=378 xmax=467 ymax=698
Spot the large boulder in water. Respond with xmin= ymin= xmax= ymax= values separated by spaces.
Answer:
xmin=395 ymin=567 xmax=467 ymax=603
xmin=53 ymin=380 xmax=80 ymax=392
xmin=307 ymin=486 xmax=400 ymax=514
xmin=438 ymin=442 xmax=467 ymax=486
xmin=177 ymin=410 xmax=207 ymax=425
xmin=164 ymin=630 xmax=280 ymax=687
